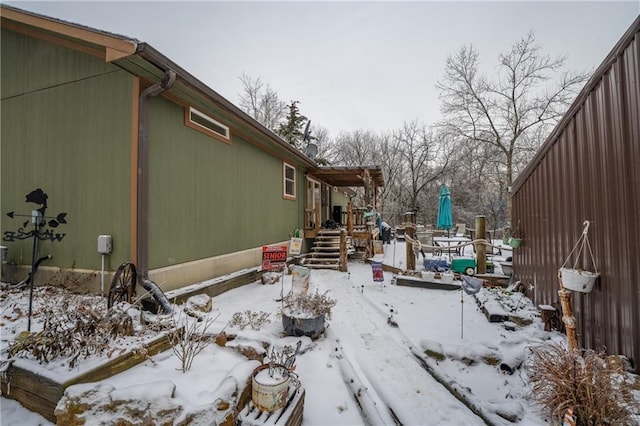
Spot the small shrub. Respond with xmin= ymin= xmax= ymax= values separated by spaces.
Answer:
xmin=169 ymin=313 xmax=215 ymax=372
xmin=526 ymin=342 xmax=638 ymax=425
xmin=229 ymin=310 xmax=271 ymax=330
xmin=281 ymin=290 xmax=336 ymax=319
xmin=8 ymin=298 xmax=135 ymax=368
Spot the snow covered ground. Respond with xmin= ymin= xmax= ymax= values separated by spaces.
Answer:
xmin=0 ymin=240 xmax=611 ymax=425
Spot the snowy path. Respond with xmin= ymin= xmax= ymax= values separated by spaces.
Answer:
xmin=322 ymin=269 xmax=485 ymax=425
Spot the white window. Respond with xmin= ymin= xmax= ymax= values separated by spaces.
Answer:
xmin=283 ymin=162 xmax=296 ymax=199
xmin=185 ymin=106 xmax=230 ymax=143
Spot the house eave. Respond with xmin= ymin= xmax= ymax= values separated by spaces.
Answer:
xmin=131 ymin=43 xmax=317 ymax=169
xmin=1 ymin=4 xmax=317 ymax=170
xmin=0 ymin=4 xmax=138 ymax=62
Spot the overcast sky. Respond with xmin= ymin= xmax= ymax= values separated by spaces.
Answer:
xmin=7 ymin=1 xmax=639 ymax=134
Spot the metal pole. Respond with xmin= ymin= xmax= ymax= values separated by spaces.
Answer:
xmin=460 ymin=290 xmax=464 ymax=339
xmin=27 ymin=219 xmax=40 ymax=332
xmin=101 ymin=253 xmax=105 ymax=297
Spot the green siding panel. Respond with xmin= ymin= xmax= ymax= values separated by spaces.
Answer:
xmin=147 ymin=98 xmax=303 ymax=268
xmin=1 ymin=27 xmax=308 ymax=276
xmin=1 ymin=29 xmax=133 ymax=273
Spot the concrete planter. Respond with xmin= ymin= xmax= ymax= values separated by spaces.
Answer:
xmin=282 ymin=313 xmax=325 ymax=339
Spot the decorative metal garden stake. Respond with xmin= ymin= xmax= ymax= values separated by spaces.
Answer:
xmin=4 ymin=188 xmax=68 ymax=332
xmin=460 ymin=289 xmax=464 ymax=339
xmin=460 ymin=275 xmax=483 ymax=339
xmin=27 ymin=211 xmax=43 ymax=331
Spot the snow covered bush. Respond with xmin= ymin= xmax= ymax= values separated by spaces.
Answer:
xmin=168 ymin=313 xmax=216 ymax=372
xmin=526 ymin=342 xmax=638 ymax=425
xmin=229 ymin=310 xmax=271 ymax=330
xmin=8 ymin=295 xmax=135 ymax=368
xmin=281 ymin=289 xmax=336 ymax=319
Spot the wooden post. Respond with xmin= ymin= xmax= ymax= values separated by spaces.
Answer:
xmin=558 ymin=273 xmax=578 ymax=350
xmin=347 ymin=201 xmax=353 ymax=236
xmin=405 ymin=212 xmax=415 ymax=271
xmin=339 ymin=228 xmax=348 ymax=272
xmin=475 ymin=215 xmax=486 ymax=274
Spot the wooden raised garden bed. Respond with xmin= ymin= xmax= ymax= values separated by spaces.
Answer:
xmin=1 ymin=328 xmax=181 ymax=423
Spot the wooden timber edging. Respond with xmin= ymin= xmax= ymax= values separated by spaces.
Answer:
xmin=154 ymin=259 xmax=302 ymax=307
xmin=158 ymin=268 xmax=260 ymax=306
xmin=395 ymin=275 xmax=461 ymax=291
xmin=1 ymin=327 xmax=182 ymax=423
xmin=474 ymin=273 xmax=511 ymax=288
xmin=363 ymin=258 xmax=403 ymax=275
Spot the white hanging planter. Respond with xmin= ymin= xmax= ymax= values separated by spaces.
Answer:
xmin=559 ymin=268 xmax=599 ymax=293
xmin=559 ymin=221 xmax=599 ymax=294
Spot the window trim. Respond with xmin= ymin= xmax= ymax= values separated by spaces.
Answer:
xmin=184 ymin=106 xmax=231 ymax=144
xmin=283 ymin=162 xmax=297 ymax=200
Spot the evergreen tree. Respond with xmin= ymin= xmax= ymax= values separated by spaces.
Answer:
xmin=277 ymin=101 xmax=308 ymax=149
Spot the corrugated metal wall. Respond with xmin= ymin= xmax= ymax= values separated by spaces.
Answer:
xmin=511 ymin=16 xmax=640 ymax=371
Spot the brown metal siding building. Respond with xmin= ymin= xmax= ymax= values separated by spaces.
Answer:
xmin=511 ymin=15 xmax=640 ymax=371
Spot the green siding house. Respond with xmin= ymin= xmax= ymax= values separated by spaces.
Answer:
xmin=1 ymin=5 xmax=384 ymax=292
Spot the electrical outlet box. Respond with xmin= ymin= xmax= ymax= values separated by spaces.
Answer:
xmin=97 ymin=235 xmax=112 ymax=254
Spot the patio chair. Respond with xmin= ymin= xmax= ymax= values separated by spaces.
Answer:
xmin=416 ymin=230 xmax=434 ymax=255
xmin=433 ymin=239 xmax=461 ymax=257
xmin=455 ymin=223 xmax=466 ymax=237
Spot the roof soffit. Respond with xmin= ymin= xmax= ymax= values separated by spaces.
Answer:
xmin=309 ymin=166 xmax=385 ymax=188
xmin=1 ymin=5 xmax=137 ymax=62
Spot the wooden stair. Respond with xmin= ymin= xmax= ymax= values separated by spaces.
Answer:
xmin=304 ymin=229 xmax=343 ymax=270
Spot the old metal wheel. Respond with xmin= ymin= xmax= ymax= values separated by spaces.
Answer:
xmin=108 ymin=262 xmax=137 ymax=308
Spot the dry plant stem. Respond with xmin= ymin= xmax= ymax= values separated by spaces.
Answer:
xmin=282 ymin=290 xmax=336 ymax=318
xmin=8 ymin=299 xmax=135 ymax=368
xmin=527 ymin=342 xmax=637 ymax=425
xmin=229 ymin=310 xmax=271 ymax=330
xmin=169 ymin=313 xmax=216 ymax=372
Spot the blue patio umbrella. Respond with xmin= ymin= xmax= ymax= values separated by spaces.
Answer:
xmin=436 ymin=184 xmax=453 ymax=236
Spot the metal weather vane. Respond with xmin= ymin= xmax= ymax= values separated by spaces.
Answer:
xmin=4 ymin=188 xmax=69 ymax=331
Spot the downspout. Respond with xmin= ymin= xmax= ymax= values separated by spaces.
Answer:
xmin=137 ymin=70 xmax=176 ymax=280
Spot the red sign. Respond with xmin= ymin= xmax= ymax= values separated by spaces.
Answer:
xmin=262 ymin=245 xmax=288 ymax=271
xmin=371 ymin=261 xmax=384 ymax=282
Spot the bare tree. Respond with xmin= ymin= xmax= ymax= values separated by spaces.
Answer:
xmin=395 ymin=121 xmax=453 ymax=217
xmin=437 ymin=31 xmax=590 ymax=218
xmin=238 ymin=73 xmax=287 ymax=131
xmin=329 ymin=129 xmax=380 ymax=166
xmin=377 ymin=131 xmax=404 ymax=224
xmin=447 ymin=137 xmax=507 ymax=232
xmin=309 ymin=124 xmax=332 ymax=165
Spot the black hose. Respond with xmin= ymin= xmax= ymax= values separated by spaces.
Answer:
xmin=12 ymin=254 xmax=52 ymax=289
